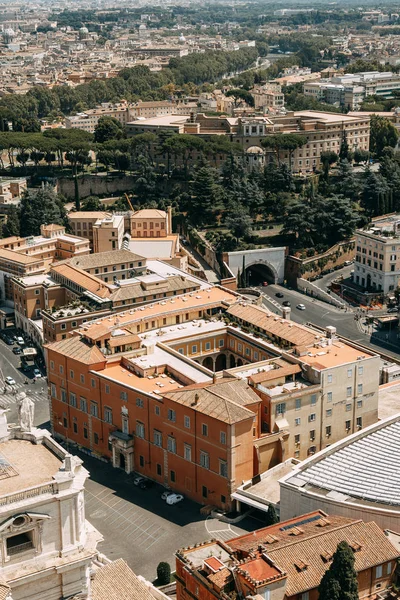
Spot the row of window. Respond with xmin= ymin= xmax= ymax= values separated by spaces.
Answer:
xmin=294 ymin=419 xmax=362 ymax=445
xmin=54 ymin=387 xmax=228 ymax=443
xmin=327 ymin=366 xmax=363 ymax=383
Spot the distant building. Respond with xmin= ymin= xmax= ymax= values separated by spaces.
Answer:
xmin=354 ymin=215 xmax=400 ymax=294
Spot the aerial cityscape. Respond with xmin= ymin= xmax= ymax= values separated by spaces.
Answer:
xmin=1 ymin=0 xmax=400 ymax=598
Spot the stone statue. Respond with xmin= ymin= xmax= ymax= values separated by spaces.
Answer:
xmin=17 ymin=392 xmax=34 ymax=432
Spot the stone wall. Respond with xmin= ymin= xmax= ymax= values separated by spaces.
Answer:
xmin=57 ymin=174 xmax=136 ymax=200
xmin=285 ymin=240 xmax=355 ymax=287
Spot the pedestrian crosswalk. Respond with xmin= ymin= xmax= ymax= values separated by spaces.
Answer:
xmin=0 ymin=381 xmax=47 ymax=407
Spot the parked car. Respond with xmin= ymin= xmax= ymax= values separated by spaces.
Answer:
xmin=161 ymin=490 xmax=174 ymax=501
xmin=282 ymin=300 xmax=291 ymax=307
xmin=12 ymin=347 xmax=22 ymax=355
xmin=133 ymin=476 xmax=146 ymax=486
xmin=33 ymin=368 xmax=41 ymax=378
xmin=387 ymin=307 xmax=399 ymax=314
xmin=16 ymin=336 xmax=25 ymax=346
xmin=5 ymin=376 xmax=16 ymax=386
xmin=344 ymin=260 xmax=353 ymax=266
xmin=296 ymin=304 xmax=306 ymax=311
xmin=275 ymin=292 xmax=284 ymax=298
xmin=4 ymin=337 xmax=14 ymax=345
xmin=166 ymin=493 xmax=184 ymax=505
xmin=139 ymin=479 xmax=154 ymax=490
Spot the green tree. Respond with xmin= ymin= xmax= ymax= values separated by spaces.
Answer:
xmin=226 ymin=208 xmax=252 ymax=242
xmin=94 ymin=116 xmax=124 ymax=143
xmin=370 ymin=115 xmax=399 ymax=158
xmin=190 ymin=163 xmax=222 ymax=226
xmin=265 ymin=504 xmax=279 ymax=526
xmin=19 ymin=186 xmax=67 ymax=237
xmin=318 ymin=541 xmax=358 ymax=600
xmin=2 ymin=206 xmax=20 ymax=237
xmin=320 ymin=151 xmax=338 ymax=181
xmin=156 ymin=562 xmax=171 ymax=585
xmin=353 ymin=148 xmax=370 ymax=164
xmin=339 ymin=132 xmax=350 ymax=162
xmin=225 ymin=89 xmax=255 ymax=107
xmin=82 ymin=196 xmax=102 ymax=211
xmin=261 ymin=134 xmax=306 ymax=167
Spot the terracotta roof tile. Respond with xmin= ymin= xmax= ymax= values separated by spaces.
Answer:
xmin=44 ymin=336 xmax=105 ymax=365
xmin=65 ymin=249 xmax=145 ymax=269
xmin=267 ymin=520 xmax=399 ymax=596
xmin=227 ymin=303 xmax=319 ymax=347
xmin=164 ymin=378 xmax=260 ymax=424
xmin=51 ymin=264 xmax=111 ymax=298
xmin=91 ymin=559 xmax=155 ymax=600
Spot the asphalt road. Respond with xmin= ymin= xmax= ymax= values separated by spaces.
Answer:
xmin=261 ymin=284 xmax=400 ymax=360
xmin=81 ymin=452 xmax=260 ymax=580
xmin=0 ymin=335 xmax=48 ymax=427
xmin=311 ymin=264 xmax=354 ymax=292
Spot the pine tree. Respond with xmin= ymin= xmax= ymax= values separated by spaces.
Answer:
xmin=339 ymin=132 xmax=350 ymax=162
xmin=2 ymin=206 xmax=20 ymax=237
xmin=265 ymin=504 xmax=279 ymax=526
xmin=190 ymin=163 xmax=221 ymax=226
xmin=318 ymin=541 xmax=359 ymax=600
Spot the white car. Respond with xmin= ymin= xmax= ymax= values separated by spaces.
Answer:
xmin=33 ymin=368 xmax=41 ymax=378
xmin=16 ymin=336 xmax=25 ymax=346
xmin=166 ymin=493 xmax=184 ymax=505
xmin=161 ymin=490 xmax=173 ymax=501
xmin=5 ymin=376 xmax=16 ymax=386
xmin=296 ymin=304 xmax=306 ymax=311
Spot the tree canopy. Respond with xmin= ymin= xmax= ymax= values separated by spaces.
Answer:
xmin=318 ymin=541 xmax=359 ymax=600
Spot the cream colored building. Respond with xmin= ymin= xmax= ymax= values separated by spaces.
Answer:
xmin=0 ymin=411 xmax=101 ymax=600
xmin=65 ymin=102 xmax=131 ymax=133
xmin=355 ymin=215 xmax=400 ymax=294
xmin=251 ymin=84 xmax=285 ymax=110
xmin=93 ymin=213 xmax=124 ymax=253
xmin=68 ymin=211 xmax=110 ymax=248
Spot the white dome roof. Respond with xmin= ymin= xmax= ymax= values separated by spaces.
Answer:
xmin=79 ymin=26 xmax=89 ymax=33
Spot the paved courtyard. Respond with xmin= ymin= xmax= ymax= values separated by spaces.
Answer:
xmin=82 ymin=453 xmax=259 ymax=580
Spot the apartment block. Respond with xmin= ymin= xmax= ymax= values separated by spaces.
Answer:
xmin=176 ymin=511 xmax=399 ymax=600
xmin=354 ymin=215 xmax=400 ymax=294
xmin=304 ymin=71 xmax=400 ymax=110
xmin=251 ymin=84 xmax=285 ymax=110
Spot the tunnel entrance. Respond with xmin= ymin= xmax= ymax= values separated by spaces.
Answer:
xmin=245 ymin=263 xmax=277 ymax=286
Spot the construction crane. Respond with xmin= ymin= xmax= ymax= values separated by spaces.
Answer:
xmin=124 ymin=193 xmax=134 ymax=212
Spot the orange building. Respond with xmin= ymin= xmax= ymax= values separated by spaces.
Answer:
xmin=45 ymin=290 xmax=380 ymax=509
xmin=176 ymin=511 xmax=400 ymax=600
xmin=130 ymin=208 xmax=171 ymax=238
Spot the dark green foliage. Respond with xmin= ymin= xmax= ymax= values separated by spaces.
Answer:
xmin=190 ymin=162 xmax=222 ymax=226
xmin=265 ymin=504 xmax=279 ymax=526
xmin=157 ymin=562 xmax=171 ymax=585
xmin=226 ymin=89 xmax=255 ymax=107
xmin=370 ymin=115 xmax=399 ymax=158
xmin=282 ymin=194 xmax=359 ymax=249
xmin=94 ymin=116 xmax=125 ymax=143
xmin=2 ymin=206 xmax=20 ymax=238
xmin=19 ymin=186 xmax=67 ymax=237
xmin=318 ymin=541 xmax=359 ymax=600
